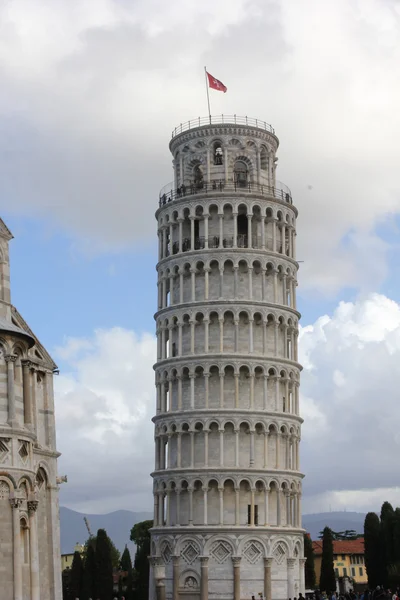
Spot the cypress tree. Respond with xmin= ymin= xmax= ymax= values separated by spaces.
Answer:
xmin=95 ymin=529 xmax=114 ymax=600
xmin=82 ymin=543 xmax=96 ymax=600
xmin=131 ymin=520 xmax=153 ymax=600
xmin=364 ymin=512 xmax=384 ymax=588
xmin=304 ymin=533 xmax=316 ymax=589
xmin=120 ymin=546 xmax=134 ymax=600
xmin=381 ymin=501 xmax=395 ymax=582
xmin=69 ymin=551 xmax=84 ymax=600
xmin=319 ymin=526 xmax=336 ymax=594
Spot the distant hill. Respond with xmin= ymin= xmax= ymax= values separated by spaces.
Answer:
xmin=303 ymin=511 xmax=366 ymax=539
xmin=60 ymin=508 xmax=366 ymax=555
xmin=60 ymin=506 xmax=153 ymax=555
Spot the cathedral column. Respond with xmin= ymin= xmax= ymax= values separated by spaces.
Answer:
xmin=190 ymin=373 xmax=195 ymax=409
xmin=277 ymin=489 xmax=281 ymax=525
xmin=282 ymin=224 xmax=286 ymax=254
xmin=190 ymin=269 xmax=196 ymax=302
xmin=179 ymin=270 xmax=184 ymax=304
xmin=233 ymin=267 xmax=238 ymax=297
xmin=264 ymin=488 xmax=269 ymax=525
xmin=204 ymin=319 xmax=209 ymax=353
xmin=276 ymin=431 xmax=280 ymax=468
xmin=219 ymin=317 xmax=224 ymax=352
xmin=261 ymin=268 xmax=266 ymax=301
xmin=5 ymin=355 xmax=17 ymax=426
xmin=235 ymin=429 xmax=240 ymax=467
xmin=200 ymin=557 xmax=209 ymax=600
xmin=204 ymin=430 xmax=209 ymax=467
xmin=204 ymin=372 xmax=210 ymax=408
xmin=177 ymin=433 xmax=181 ymax=468
xmin=249 ymin=318 xmax=254 ymax=352
xmin=158 ymin=492 xmax=164 ymax=525
xmin=275 ymin=375 xmax=280 ymax=411
xmin=247 ymin=214 xmax=252 ymax=248
xmin=219 ymin=487 xmax=224 ymax=524
xmin=264 ymin=558 xmax=273 ymax=600
xmin=204 ymin=214 xmax=209 ymax=249
xmin=178 ymin=219 xmax=183 ymax=253
xmin=249 ymin=374 xmax=255 ymax=410
xmin=233 ymin=213 xmax=238 ymax=248
xmin=287 ymin=559 xmax=295 ymax=599
xmin=190 ymin=431 xmax=195 ymax=468
xmin=188 ymin=488 xmax=193 ymax=525
xmin=190 ymin=217 xmax=195 ymax=251
xmin=261 ymin=217 xmax=266 ymax=249
xmin=282 ymin=274 xmax=287 ymax=305
xmin=219 ymin=374 xmax=224 ymax=408
xmin=274 ymin=322 xmax=279 ymax=355
xmin=172 ymin=556 xmax=179 ymax=600
xmin=22 ymin=360 xmax=33 ymax=428
xmin=219 ymin=268 xmax=224 ymax=298
xmin=234 ymin=319 xmax=239 ymax=352
xmin=166 ymin=491 xmax=171 ymax=526
xmin=234 ymin=373 xmax=239 ymax=408
xmin=232 ymin=557 xmax=241 ymax=600
xmin=263 ymin=374 xmax=268 ymax=410
xmin=219 ymin=429 xmax=224 ymax=465
xmin=249 ymin=431 xmax=255 ymax=466
xmin=177 ymin=377 xmax=182 ymax=411
xmin=299 ymin=558 xmax=307 ymax=594
xmin=248 ymin=267 xmax=253 ymax=300
xmin=190 ymin=320 xmax=195 ymax=354
xmin=218 ymin=214 xmax=224 ymax=248
xmin=204 ymin=268 xmax=210 ymax=300
xmin=264 ymin=431 xmax=269 ymax=468
xmin=273 ymin=269 xmax=278 ymax=303
xmin=288 ymin=226 xmax=293 ymax=257
xmin=235 ymin=487 xmax=240 ymax=525
xmin=203 ymin=488 xmax=208 ymax=525
xmin=10 ymin=497 xmax=23 ymax=600
xmin=272 ymin=220 xmax=277 ymax=252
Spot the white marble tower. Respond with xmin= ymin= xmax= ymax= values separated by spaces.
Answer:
xmin=0 ymin=219 xmax=62 ymax=600
xmin=151 ymin=116 xmax=304 ymax=600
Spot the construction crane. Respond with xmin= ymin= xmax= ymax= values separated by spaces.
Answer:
xmin=84 ymin=516 xmax=94 ymax=539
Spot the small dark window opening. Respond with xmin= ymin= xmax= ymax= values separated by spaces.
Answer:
xmin=194 ymin=165 xmax=203 ymax=189
xmin=247 ymin=505 xmax=258 ymax=525
xmin=237 ymin=214 xmax=247 ymax=235
xmin=214 ymin=142 xmax=223 ymax=165
xmin=194 ymin=220 xmax=200 ymax=239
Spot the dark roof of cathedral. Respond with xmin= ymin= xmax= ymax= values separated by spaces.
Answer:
xmin=0 ymin=317 xmax=35 ymax=348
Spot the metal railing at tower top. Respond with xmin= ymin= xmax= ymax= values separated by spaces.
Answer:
xmin=158 ymin=180 xmax=292 ymax=208
xmin=171 ymin=115 xmax=275 ymax=138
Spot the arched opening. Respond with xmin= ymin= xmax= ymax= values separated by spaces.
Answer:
xmin=260 ymin=146 xmax=268 ymax=170
xmin=213 ymin=141 xmax=223 ymax=165
xmin=234 ymin=160 xmax=248 ymax=188
xmin=193 ymin=165 xmax=204 ymax=189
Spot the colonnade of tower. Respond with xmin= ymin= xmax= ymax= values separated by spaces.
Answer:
xmin=150 ymin=116 xmax=304 ymax=600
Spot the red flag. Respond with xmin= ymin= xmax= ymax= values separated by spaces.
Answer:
xmin=206 ymin=71 xmax=227 ymax=93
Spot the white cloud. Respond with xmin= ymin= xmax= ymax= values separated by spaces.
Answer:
xmin=0 ymin=0 xmax=399 ymax=292
xmin=55 ymin=292 xmax=400 ymax=515
xmin=300 ymin=292 xmax=400 ymax=511
xmin=55 ymin=327 xmax=156 ymax=513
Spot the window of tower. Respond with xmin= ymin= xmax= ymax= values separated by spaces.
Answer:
xmin=234 ymin=161 xmax=248 ymax=187
xmin=193 ymin=165 xmax=204 ymax=189
xmin=237 ymin=213 xmax=248 ymax=247
xmin=213 ymin=141 xmax=223 ymax=165
xmin=260 ymin=146 xmax=268 ymax=170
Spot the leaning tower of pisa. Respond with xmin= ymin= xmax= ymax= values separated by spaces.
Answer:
xmin=151 ymin=115 xmax=304 ymax=600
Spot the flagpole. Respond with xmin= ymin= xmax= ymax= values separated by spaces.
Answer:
xmin=204 ymin=66 xmax=211 ymax=124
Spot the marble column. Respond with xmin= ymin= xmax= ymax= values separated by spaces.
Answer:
xmin=10 ymin=497 xmax=23 ymax=600
xmin=200 ymin=557 xmax=209 ymax=600
xmin=22 ymin=360 xmax=33 ymax=428
xmin=5 ymin=355 xmax=17 ymax=426
xmin=287 ymin=558 xmax=296 ymax=599
xmin=264 ymin=557 xmax=273 ymax=600
xmin=299 ymin=558 xmax=307 ymax=595
xmin=28 ymin=500 xmax=40 ymax=600
xmin=232 ymin=557 xmax=241 ymax=600
xmin=172 ymin=555 xmax=180 ymax=600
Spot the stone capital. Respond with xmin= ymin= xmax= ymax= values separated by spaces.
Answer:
xmin=200 ymin=556 xmax=209 ymax=566
xmin=9 ymin=497 xmax=23 ymax=509
xmin=299 ymin=558 xmax=307 ymax=566
xmin=4 ymin=354 xmax=17 ymax=364
xmin=232 ymin=556 xmax=241 ymax=566
xmin=264 ymin=557 xmax=273 ymax=568
xmin=287 ymin=558 xmax=296 ymax=568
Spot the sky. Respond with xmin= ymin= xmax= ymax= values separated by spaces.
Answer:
xmin=2 ymin=0 xmax=400 ymax=517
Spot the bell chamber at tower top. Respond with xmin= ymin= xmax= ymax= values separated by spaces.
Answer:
xmin=158 ymin=115 xmax=294 ymax=209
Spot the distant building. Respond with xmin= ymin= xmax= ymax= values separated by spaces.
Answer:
xmin=313 ymin=538 xmax=367 ymax=589
xmin=61 ymin=542 xmax=85 ymax=571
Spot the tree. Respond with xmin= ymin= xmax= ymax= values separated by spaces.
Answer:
xmin=95 ymin=529 xmax=114 ymax=600
xmin=381 ymin=501 xmax=395 ymax=582
xmin=319 ymin=527 xmax=336 ymax=593
xmin=364 ymin=512 xmax=384 ymax=588
xmin=69 ymin=551 xmax=84 ymax=600
xmin=85 ymin=533 xmax=121 ymax=569
xmin=304 ymin=534 xmax=316 ymax=589
xmin=131 ymin=520 xmax=153 ymax=600
xmin=120 ymin=546 xmax=134 ymax=600
xmin=82 ymin=543 xmax=96 ymax=600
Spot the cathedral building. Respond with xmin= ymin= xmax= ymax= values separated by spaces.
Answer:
xmin=150 ymin=116 xmax=304 ymax=600
xmin=0 ymin=219 xmax=62 ymax=600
